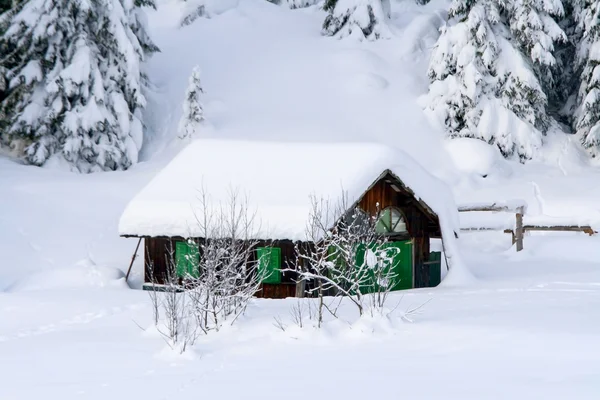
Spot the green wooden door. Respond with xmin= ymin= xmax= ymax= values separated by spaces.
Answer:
xmin=385 ymin=240 xmax=413 ymax=291
xmin=257 ymin=247 xmax=282 ymax=284
xmin=354 ymin=240 xmax=413 ymax=293
xmin=175 ymin=241 xmax=199 ymax=279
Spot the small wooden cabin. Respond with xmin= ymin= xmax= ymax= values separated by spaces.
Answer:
xmin=119 ymin=140 xmax=459 ymax=298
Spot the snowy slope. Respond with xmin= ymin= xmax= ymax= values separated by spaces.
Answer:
xmin=143 ymin=0 xmax=454 ymax=173
xmin=0 ymin=156 xmax=154 ymax=289
xmin=144 ymin=0 xmax=600 ymax=230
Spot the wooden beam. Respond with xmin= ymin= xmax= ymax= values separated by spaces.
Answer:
xmin=460 ymin=227 xmax=502 ymax=232
xmin=523 ymin=225 xmax=596 ymax=236
xmin=504 ymin=229 xmax=516 ymax=245
xmin=515 ymin=208 xmax=524 ymax=252
xmin=459 ymin=205 xmax=513 ymax=212
xmin=125 ymin=238 xmax=142 ymax=283
xmin=458 ymin=202 xmax=527 ymax=214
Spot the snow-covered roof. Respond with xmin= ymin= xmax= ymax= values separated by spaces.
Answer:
xmin=119 ymin=139 xmax=460 ymax=242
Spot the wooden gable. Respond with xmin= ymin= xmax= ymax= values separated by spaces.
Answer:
xmin=355 ymin=170 xmax=442 ymax=238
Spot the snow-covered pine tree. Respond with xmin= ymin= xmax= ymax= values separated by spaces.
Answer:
xmin=266 ymin=0 xmax=320 ymax=8
xmin=426 ymin=0 xmax=562 ymax=160
xmin=285 ymin=0 xmax=320 ymax=8
xmin=508 ymin=0 xmax=566 ymax=102
xmin=0 ymin=0 xmax=12 ymax=14
xmin=0 ymin=0 xmax=158 ymax=172
xmin=131 ymin=0 xmax=160 ymax=55
xmin=322 ymin=0 xmax=391 ymax=40
xmin=177 ymin=66 xmax=204 ymax=139
xmin=0 ymin=0 xmax=18 ymax=107
xmin=180 ymin=0 xmax=207 ymax=28
xmin=573 ymin=0 xmax=600 ymax=154
xmin=546 ymin=2 xmax=579 ymax=126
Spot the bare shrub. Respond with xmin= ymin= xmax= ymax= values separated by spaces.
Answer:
xmin=145 ymin=187 xmax=266 ymax=352
xmin=294 ymin=192 xmax=401 ymax=322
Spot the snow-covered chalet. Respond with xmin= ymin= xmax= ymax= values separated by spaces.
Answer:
xmin=119 ymin=139 xmax=461 ymax=298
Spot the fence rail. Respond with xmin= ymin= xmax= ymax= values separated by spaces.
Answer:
xmin=458 ymin=201 xmax=596 ymax=251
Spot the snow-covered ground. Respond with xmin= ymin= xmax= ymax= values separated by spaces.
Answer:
xmin=1 ymin=233 xmax=599 ymax=399
xmin=2 ymin=0 xmax=600 ymax=398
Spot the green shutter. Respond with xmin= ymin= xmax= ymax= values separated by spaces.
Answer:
xmin=257 ymin=247 xmax=281 ymax=284
xmin=175 ymin=241 xmax=199 ymax=279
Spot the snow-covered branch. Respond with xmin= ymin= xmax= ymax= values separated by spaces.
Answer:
xmin=294 ymin=193 xmax=400 ymax=320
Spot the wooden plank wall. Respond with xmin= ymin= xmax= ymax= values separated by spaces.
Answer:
xmin=358 ymin=179 xmax=396 ymax=216
xmin=145 ymin=237 xmax=301 ymax=298
xmin=255 ymin=283 xmax=297 ymax=299
xmin=145 ymin=237 xmax=175 ymax=285
xmin=358 ymin=176 xmax=440 ymax=237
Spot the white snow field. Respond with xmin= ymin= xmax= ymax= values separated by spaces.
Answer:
xmin=1 ymin=234 xmax=600 ymax=399
xmin=2 ymin=0 xmax=600 ymax=399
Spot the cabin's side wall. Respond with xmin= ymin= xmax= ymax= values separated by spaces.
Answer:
xmin=144 ymin=237 xmax=301 ymax=298
xmin=144 ymin=237 xmax=175 ymax=285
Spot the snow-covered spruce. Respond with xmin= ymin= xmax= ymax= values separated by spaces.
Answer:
xmin=180 ymin=0 xmax=207 ymax=28
xmin=177 ymin=66 xmax=204 ymax=139
xmin=285 ymin=0 xmax=320 ymax=8
xmin=573 ymin=0 xmax=600 ymax=155
xmin=0 ymin=0 xmax=158 ymax=172
xmin=266 ymin=0 xmax=320 ymax=7
xmin=509 ymin=0 xmax=566 ymax=92
xmin=0 ymin=0 xmax=13 ymax=15
xmin=322 ymin=0 xmax=391 ymax=40
xmin=426 ymin=0 xmax=565 ymax=161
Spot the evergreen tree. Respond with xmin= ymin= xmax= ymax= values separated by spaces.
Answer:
xmin=0 ymin=0 xmax=158 ymax=172
xmin=573 ymin=0 xmax=600 ymax=154
xmin=178 ymin=66 xmax=204 ymax=140
xmin=180 ymin=0 xmax=207 ymax=28
xmin=548 ymin=2 xmax=579 ymax=126
xmin=509 ymin=0 xmax=566 ymax=92
xmin=285 ymin=0 xmax=320 ymax=8
xmin=426 ymin=0 xmax=565 ymax=160
xmin=266 ymin=0 xmax=320 ymax=8
xmin=322 ymin=0 xmax=391 ymax=40
xmin=0 ymin=0 xmax=12 ymax=14
xmin=0 ymin=0 xmax=18 ymax=106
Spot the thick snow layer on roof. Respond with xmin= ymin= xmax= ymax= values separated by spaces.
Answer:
xmin=119 ymin=139 xmax=470 ymax=282
xmin=119 ymin=140 xmax=451 ymax=236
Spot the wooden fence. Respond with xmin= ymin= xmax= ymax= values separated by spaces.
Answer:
xmin=458 ymin=201 xmax=596 ymax=252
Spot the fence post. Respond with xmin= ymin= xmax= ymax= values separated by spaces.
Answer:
xmin=515 ymin=207 xmax=524 ymax=252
